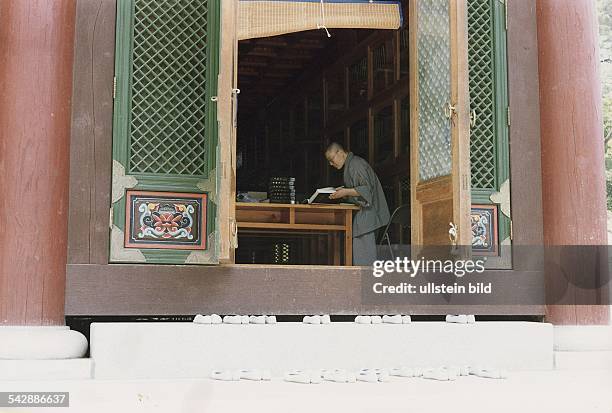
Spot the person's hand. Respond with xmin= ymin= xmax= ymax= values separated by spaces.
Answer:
xmin=329 ymin=188 xmax=348 ymax=199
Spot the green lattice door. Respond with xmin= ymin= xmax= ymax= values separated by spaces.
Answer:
xmin=410 ymin=0 xmax=471 ymax=248
xmin=468 ymin=0 xmax=511 ymax=265
xmin=110 ymin=0 xmax=221 ymax=264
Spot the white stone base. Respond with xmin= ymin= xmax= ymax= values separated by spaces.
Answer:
xmin=1 ymin=370 xmax=611 ymax=413
xmin=0 ymin=359 xmax=93 ymax=380
xmin=554 ymin=351 xmax=612 ymax=370
xmin=91 ymin=321 xmax=553 ymax=379
xmin=0 ymin=326 xmax=88 ymax=359
xmin=554 ymin=326 xmax=612 ymax=351
xmin=552 ymin=326 xmax=612 ymax=370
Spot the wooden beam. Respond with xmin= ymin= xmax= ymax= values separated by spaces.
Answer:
xmin=66 ymin=264 xmax=546 ymax=316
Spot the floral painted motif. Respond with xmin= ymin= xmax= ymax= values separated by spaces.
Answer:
xmin=138 ymin=202 xmax=194 ymax=240
xmin=125 ymin=191 xmax=207 ymax=250
xmin=471 ymin=205 xmax=498 ymax=255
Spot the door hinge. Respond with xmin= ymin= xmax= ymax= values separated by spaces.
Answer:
xmin=113 ymin=76 xmax=117 ymax=99
xmin=230 ymin=218 xmax=239 ymax=249
xmin=462 ymin=174 xmax=469 ymax=191
xmin=506 ymin=106 xmax=511 ymax=127
xmin=510 ymin=220 xmax=513 ymax=240
xmin=504 ymin=0 xmax=508 ymax=30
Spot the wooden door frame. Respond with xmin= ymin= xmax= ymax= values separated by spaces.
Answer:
xmin=217 ymin=0 xmax=238 ymax=263
xmin=450 ymin=0 xmax=471 ymax=246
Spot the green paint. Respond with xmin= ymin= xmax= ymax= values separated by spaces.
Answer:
xmin=468 ymin=0 xmax=511 ymax=248
xmin=110 ymin=0 xmax=221 ymax=264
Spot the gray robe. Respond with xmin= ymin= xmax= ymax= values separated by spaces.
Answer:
xmin=343 ymin=152 xmax=390 ymax=238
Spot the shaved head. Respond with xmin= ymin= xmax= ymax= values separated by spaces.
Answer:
xmin=325 ymin=142 xmax=348 ymax=169
xmin=325 ymin=142 xmax=345 ymax=154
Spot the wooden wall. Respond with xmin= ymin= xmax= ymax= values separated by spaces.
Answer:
xmin=506 ymin=0 xmax=545 ymax=255
xmin=66 ymin=0 xmax=545 ymax=316
xmin=68 ymin=0 xmax=115 ymax=265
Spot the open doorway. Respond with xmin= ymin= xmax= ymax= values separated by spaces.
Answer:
xmin=235 ymin=0 xmax=471 ymax=265
xmin=234 ymin=21 xmax=410 ymax=265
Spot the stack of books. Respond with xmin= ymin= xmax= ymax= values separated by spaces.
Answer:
xmin=268 ymin=177 xmax=296 ymax=204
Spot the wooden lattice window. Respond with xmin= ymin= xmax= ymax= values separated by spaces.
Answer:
xmin=468 ymin=0 xmax=509 ymax=195
xmin=468 ymin=0 xmax=511 ymax=248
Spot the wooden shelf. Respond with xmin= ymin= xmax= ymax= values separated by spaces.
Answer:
xmin=237 ymin=222 xmax=346 ymax=231
xmin=235 ymin=202 xmax=356 ymax=265
xmin=236 ymin=202 xmax=359 ymax=211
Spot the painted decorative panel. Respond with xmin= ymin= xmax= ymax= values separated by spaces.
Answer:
xmin=417 ymin=0 xmax=451 ymax=182
xmin=471 ymin=204 xmax=498 ymax=255
xmin=125 ymin=191 xmax=208 ymax=250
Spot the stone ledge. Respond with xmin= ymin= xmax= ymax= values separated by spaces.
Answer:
xmin=554 ymin=326 xmax=612 ymax=351
xmin=91 ymin=321 xmax=553 ymax=379
xmin=0 ymin=326 xmax=88 ymax=359
xmin=554 ymin=351 xmax=612 ymax=370
xmin=0 ymin=359 xmax=93 ymax=381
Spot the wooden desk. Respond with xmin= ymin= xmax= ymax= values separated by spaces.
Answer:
xmin=235 ymin=203 xmax=359 ymax=266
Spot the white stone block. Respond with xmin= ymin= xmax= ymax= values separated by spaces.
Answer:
xmin=0 ymin=359 xmax=93 ymax=380
xmin=554 ymin=326 xmax=612 ymax=351
xmin=554 ymin=351 xmax=612 ymax=370
xmin=90 ymin=322 xmax=553 ymax=379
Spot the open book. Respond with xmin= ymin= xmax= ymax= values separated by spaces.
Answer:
xmin=307 ymin=187 xmax=342 ymax=204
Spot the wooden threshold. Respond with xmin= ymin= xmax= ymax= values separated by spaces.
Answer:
xmin=65 ymin=263 xmax=546 ymax=316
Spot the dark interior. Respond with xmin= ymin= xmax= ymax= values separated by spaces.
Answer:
xmin=235 ymin=9 xmax=410 ymax=264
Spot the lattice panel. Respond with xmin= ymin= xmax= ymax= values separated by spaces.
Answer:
xmin=373 ymin=43 xmax=387 ymax=71
xmin=349 ymin=57 xmax=368 ymax=82
xmin=129 ymin=0 xmax=209 ymax=176
xmin=350 ymin=119 xmax=369 ymax=161
xmin=349 ymin=56 xmax=368 ymax=107
xmin=417 ymin=0 xmax=451 ymax=182
xmin=468 ymin=0 xmax=496 ymax=190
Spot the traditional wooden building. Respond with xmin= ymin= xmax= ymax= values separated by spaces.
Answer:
xmin=0 ymin=0 xmax=608 ymax=358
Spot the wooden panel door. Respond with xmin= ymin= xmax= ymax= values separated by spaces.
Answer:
xmin=409 ymin=0 xmax=471 ymax=250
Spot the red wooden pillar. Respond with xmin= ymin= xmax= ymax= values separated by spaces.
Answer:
xmin=537 ymin=0 xmax=610 ymax=325
xmin=0 ymin=2 xmax=77 ymax=330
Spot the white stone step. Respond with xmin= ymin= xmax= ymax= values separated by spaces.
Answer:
xmin=0 ymin=359 xmax=93 ymax=380
xmin=90 ymin=321 xmax=553 ymax=379
xmin=554 ymin=326 xmax=612 ymax=351
xmin=1 ymin=371 xmax=612 ymax=413
xmin=554 ymin=351 xmax=612 ymax=370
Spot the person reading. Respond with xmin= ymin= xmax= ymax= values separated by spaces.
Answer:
xmin=324 ymin=142 xmax=390 ymax=266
